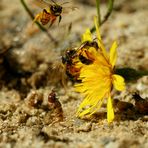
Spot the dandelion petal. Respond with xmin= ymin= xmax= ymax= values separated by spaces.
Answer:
xmin=113 ymin=74 xmax=125 ymax=91
xmin=94 ymin=16 xmax=109 ymax=59
xmin=110 ymin=41 xmax=117 ymax=67
xmin=107 ymin=96 xmax=114 ymax=123
xmin=81 ymin=28 xmax=92 ymax=43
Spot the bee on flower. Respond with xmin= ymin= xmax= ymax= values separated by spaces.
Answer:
xmin=62 ymin=34 xmax=99 ymax=82
xmin=62 ymin=48 xmax=81 ymax=82
xmin=74 ymin=17 xmax=126 ymax=123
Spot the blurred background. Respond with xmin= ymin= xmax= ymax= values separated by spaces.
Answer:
xmin=0 ymin=0 xmax=148 ymax=147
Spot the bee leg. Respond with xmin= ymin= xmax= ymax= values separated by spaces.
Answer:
xmin=49 ymin=17 xmax=56 ymax=28
xmin=33 ymin=13 xmax=42 ymax=24
xmin=58 ymin=15 xmax=62 ymax=25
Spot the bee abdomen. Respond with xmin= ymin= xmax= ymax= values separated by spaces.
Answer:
xmin=41 ymin=19 xmax=50 ymax=25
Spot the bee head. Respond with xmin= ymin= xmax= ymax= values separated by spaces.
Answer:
xmin=50 ymin=5 xmax=62 ymax=16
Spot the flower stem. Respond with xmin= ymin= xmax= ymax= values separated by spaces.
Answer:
xmin=96 ymin=0 xmax=101 ymax=26
xmin=91 ymin=0 xmax=114 ymax=33
xmin=101 ymin=0 xmax=114 ymax=25
xmin=20 ymin=0 xmax=57 ymax=44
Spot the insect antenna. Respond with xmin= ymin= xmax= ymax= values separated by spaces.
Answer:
xmin=61 ymin=1 xmax=70 ymax=5
xmin=50 ymin=0 xmax=57 ymax=5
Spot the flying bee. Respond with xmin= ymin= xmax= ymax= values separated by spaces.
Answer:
xmin=33 ymin=0 xmax=76 ymax=27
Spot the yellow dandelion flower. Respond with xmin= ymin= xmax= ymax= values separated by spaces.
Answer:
xmin=75 ymin=17 xmax=125 ymax=123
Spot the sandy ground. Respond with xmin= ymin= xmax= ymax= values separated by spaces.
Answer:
xmin=0 ymin=0 xmax=148 ymax=147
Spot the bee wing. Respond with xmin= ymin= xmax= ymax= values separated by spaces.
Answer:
xmin=31 ymin=0 xmax=51 ymax=9
xmin=62 ymin=6 xmax=78 ymax=14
